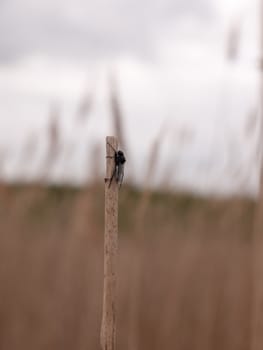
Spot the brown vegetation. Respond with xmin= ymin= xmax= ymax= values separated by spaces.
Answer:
xmin=0 ymin=182 xmax=254 ymax=350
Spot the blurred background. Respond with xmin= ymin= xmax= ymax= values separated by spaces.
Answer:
xmin=0 ymin=0 xmax=262 ymax=349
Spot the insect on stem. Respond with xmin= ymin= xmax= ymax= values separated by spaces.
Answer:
xmin=106 ymin=141 xmax=126 ymax=189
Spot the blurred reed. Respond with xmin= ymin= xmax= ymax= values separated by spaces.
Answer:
xmin=226 ymin=19 xmax=242 ymax=62
xmin=251 ymin=2 xmax=263 ymax=348
xmin=135 ymin=122 xmax=167 ymax=233
xmin=75 ymin=85 xmax=94 ymax=125
xmin=109 ymin=74 xmax=126 ymax=151
xmin=41 ymin=103 xmax=61 ymax=181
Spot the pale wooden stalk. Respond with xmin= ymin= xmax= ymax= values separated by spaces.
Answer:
xmin=100 ymin=136 xmax=119 ymax=350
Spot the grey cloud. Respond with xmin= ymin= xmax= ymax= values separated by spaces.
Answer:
xmin=0 ymin=0 xmax=215 ymax=61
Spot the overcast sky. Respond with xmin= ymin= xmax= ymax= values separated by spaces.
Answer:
xmin=0 ymin=0 xmax=260 ymax=195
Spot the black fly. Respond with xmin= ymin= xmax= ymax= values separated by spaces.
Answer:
xmin=107 ymin=142 xmax=126 ymax=188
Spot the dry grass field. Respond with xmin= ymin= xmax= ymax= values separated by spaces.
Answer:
xmin=0 ymin=57 xmax=260 ymax=349
xmin=0 ymin=182 xmax=255 ymax=350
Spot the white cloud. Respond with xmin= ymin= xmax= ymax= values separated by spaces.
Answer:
xmin=0 ymin=0 xmax=215 ymax=61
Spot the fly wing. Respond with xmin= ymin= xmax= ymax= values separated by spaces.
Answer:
xmin=116 ymin=163 xmax=125 ymax=187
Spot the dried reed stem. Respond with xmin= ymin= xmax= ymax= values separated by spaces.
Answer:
xmin=109 ymin=76 xmax=125 ymax=150
xmin=40 ymin=103 xmax=60 ymax=182
xmin=135 ymin=124 xmax=166 ymax=233
xmin=100 ymin=136 xmax=119 ymax=350
xmin=226 ymin=19 xmax=241 ymax=61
